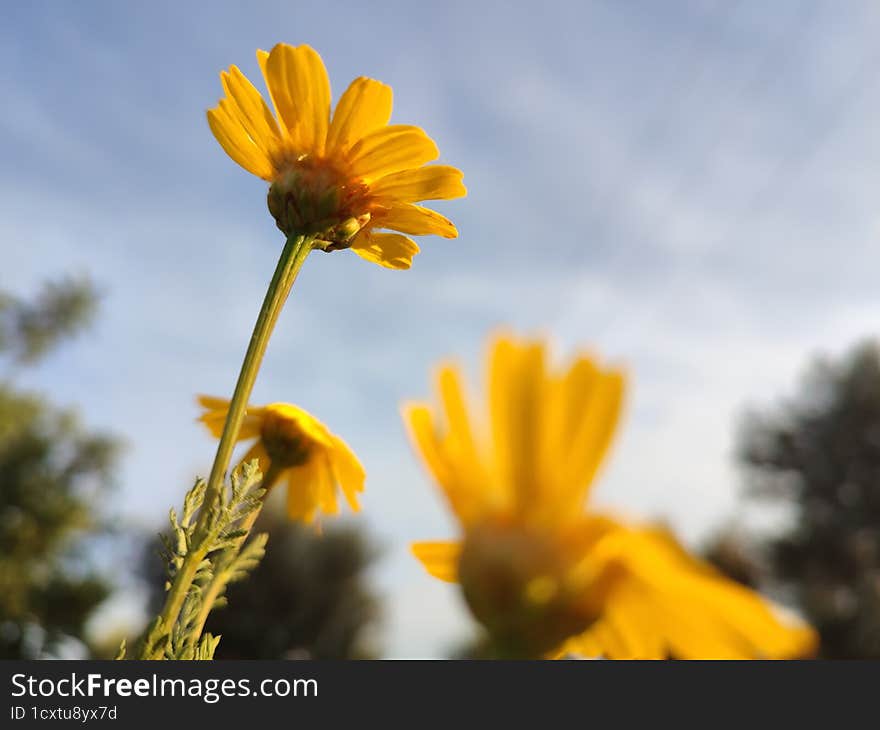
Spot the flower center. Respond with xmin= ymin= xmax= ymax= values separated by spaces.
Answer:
xmin=267 ymin=155 xmax=371 ymax=247
xmin=260 ymin=412 xmax=312 ymax=469
xmin=458 ymin=521 xmax=598 ymax=658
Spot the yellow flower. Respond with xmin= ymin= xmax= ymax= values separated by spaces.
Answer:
xmin=404 ymin=334 xmax=817 ymax=659
xmin=198 ymin=395 xmax=365 ymax=525
xmin=207 ymin=42 xmax=466 ymax=269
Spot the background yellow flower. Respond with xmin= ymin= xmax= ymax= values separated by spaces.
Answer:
xmin=198 ymin=395 xmax=365 ymax=524
xmin=207 ymin=43 xmax=466 ymax=268
xmin=404 ymin=333 xmax=817 ymax=659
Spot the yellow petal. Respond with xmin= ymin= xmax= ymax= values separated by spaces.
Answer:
xmin=326 ymin=76 xmax=393 ymax=155
xmin=432 ymin=363 xmax=498 ymax=512
xmin=369 ymin=165 xmax=466 ymax=203
xmin=566 ymin=580 xmax=665 ymax=659
xmin=487 ymin=336 xmax=547 ymax=516
xmin=656 ymin=569 xmax=817 ymax=659
xmin=377 ymin=203 xmax=458 ymax=239
xmin=532 ymin=371 xmax=568 ymax=508
xmin=313 ymin=451 xmax=339 ymax=516
xmin=606 ymin=612 xmax=661 ymax=660
xmin=563 ymin=631 xmax=605 ymax=659
xmin=257 ymin=47 xmax=295 ymax=142
xmin=196 ymin=395 xmax=265 ymax=441
xmin=486 ymin=336 xmax=516 ymax=508
xmin=589 ymin=621 xmax=631 ymax=660
xmin=285 ymin=459 xmax=321 ymax=523
xmin=533 ymin=355 xmax=623 ymax=523
xmin=197 ymin=395 xmax=230 ymax=411
xmin=436 ymin=364 xmax=481 ymax=475
xmin=402 ymin=402 xmax=454 ymax=494
xmin=220 ymin=66 xmax=281 ymax=157
xmin=402 ymin=402 xmax=484 ymax=526
xmin=260 ymin=43 xmax=331 ymax=153
xmin=206 ymin=106 xmax=274 ymax=180
xmin=583 ymin=525 xmax=818 ymax=659
xmin=558 ymin=357 xmax=602 ymax=451
xmin=293 ymin=45 xmax=331 ymax=154
xmin=265 ymin=403 xmax=334 ymax=447
xmin=559 ymin=368 xmax=625 ymax=506
xmin=351 ymin=231 xmax=420 ymax=270
xmin=328 ymin=434 xmax=366 ymax=511
xmin=411 ymin=541 xmax=461 ymax=582
xmin=347 ymin=125 xmax=439 ymax=180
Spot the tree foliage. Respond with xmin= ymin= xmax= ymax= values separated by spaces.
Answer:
xmin=0 ymin=277 xmax=119 ymax=658
xmin=0 ymin=276 xmax=97 ymax=365
xmin=733 ymin=340 xmax=880 ymax=658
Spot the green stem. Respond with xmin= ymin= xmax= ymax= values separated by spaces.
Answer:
xmin=201 ymin=233 xmax=313 ymax=521
xmin=144 ymin=233 xmax=313 ymax=656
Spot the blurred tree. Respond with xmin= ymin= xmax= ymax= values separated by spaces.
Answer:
xmin=0 ymin=277 xmax=97 ymax=365
xmin=702 ymin=524 xmax=763 ymax=591
xmin=142 ymin=504 xmax=382 ymax=659
xmin=0 ymin=277 xmax=120 ymax=658
xmin=735 ymin=339 xmax=880 ymax=658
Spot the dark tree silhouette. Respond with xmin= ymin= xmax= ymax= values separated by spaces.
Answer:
xmin=735 ymin=339 xmax=880 ymax=658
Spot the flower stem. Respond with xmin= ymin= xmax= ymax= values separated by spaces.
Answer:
xmin=146 ymin=233 xmax=314 ymax=654
xmin=200 ymin=233 xmax=313 ymax=525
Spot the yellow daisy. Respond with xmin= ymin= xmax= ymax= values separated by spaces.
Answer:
xmin=198 ymin=395 xmax=365 ymax=524
xmin=404 ymin=334 xmax=817 ymax=659
xmin=207 ymin=42 xmax=466 ymax=269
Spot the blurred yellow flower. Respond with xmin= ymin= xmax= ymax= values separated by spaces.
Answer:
xmin=404 ymin=334 xmax=817 ymax=659
xmin=207 ymin=43 xmax=466 ymax=269
xmin=198 ymin=396 xmax=365 ymax=524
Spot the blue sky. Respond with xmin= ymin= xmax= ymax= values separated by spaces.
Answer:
xmin=3 ymin=0 xmax=880 ymax=656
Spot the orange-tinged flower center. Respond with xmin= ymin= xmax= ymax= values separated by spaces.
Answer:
xmin=260 ymin=410 xmax=313 ymax=468
xmin=458 ymin=520 xmax=598 ymax=658
xmin=266 ymin=154 xmax=372 ymax=247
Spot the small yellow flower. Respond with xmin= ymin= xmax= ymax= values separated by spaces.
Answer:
xmin=207 ymin=43 xmax=466 ymax=269
xmin=404 ymin=334 xmax=817 ymax=659
xmin=198 ymin=396 xmax=365 ymax=525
